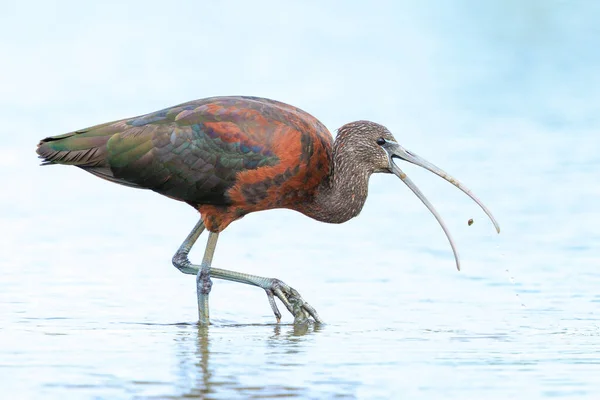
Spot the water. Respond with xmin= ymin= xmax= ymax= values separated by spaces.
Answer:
xmin=2 ymin=1 xmax=600 ymax=399
xmin=2 ymin=128 xmax=599 ymax=399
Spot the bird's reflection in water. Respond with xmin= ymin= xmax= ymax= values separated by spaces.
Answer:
xmin=270 ymin=321 xmax=323 ymax=340
xmin=173 ymin=322 xmax=323 ymax=398
xmin=195 ymin=325 xmax=212 ymax=395
xmin=172 ymin=324 xmax=217 ymax=398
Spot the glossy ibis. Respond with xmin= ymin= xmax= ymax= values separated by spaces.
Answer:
xmin=37 ymin=96 xmax=500 ymax=324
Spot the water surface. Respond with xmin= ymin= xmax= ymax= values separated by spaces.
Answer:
xmin=2 ymin=1 xmax=599 ymax=398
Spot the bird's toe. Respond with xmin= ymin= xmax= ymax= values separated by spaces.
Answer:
xmin=265 ymin=278 xmax=323 ymax=324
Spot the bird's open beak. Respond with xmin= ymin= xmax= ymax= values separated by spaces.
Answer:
xmin=383 ymin=141 xmax=500 ymax=271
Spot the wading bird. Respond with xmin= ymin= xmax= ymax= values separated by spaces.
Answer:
xmin=37 ymin=96 xmax=500 ymax=324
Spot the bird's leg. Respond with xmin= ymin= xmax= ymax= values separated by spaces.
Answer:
xmin=171 ymin=219 xmax=219 ymax=325
xmin=171 ymin=219 xmax=321 ymax=324
xmin=196 ymin=232 xmax=219 ymax=325
xmin=209 ymin=268 xmax=323 ymax=324
xmin=172 ymin=219 xmax=206 ymax=275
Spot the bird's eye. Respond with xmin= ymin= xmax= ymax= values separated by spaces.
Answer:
xmin=376 ymin=137 xmax=386 ymax=146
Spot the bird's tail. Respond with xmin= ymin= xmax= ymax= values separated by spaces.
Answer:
xmin=36 ymin=124 xmax=115 ymax=168
xmin=35 ymin=121 xmax=139 ymax=186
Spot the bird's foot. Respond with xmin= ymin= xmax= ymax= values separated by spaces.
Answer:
xmin=264 ymin=279 xmax=323 ymax=325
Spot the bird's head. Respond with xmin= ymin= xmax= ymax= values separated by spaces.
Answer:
xmin=337 ymin=120 xmax=501 ymax=271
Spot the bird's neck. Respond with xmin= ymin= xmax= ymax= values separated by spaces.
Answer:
xmin=304 ymin=144 xmax=370 ymax=224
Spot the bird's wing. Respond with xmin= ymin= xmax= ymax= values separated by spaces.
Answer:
xmin=104 ymin=101 xmax=281 ymax=205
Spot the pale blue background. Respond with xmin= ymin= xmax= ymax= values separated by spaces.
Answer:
xmin=1 ymin=1 xmax=599 ymax=399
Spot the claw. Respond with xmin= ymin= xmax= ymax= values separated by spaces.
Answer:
xmin=291 ymin=298 xmax=309 ymax=325
xmin=265 ymin=289 xmax=282 ymax=323
xmin=302 ymin=302 xmax=323 ymax=324
xmin=273 ymin=286 xmax=294 ymax=315
xmin=265 ymin=279 xmax=324 ymax=324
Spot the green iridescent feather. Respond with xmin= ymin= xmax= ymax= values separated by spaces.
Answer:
xmin=37 ymin=98 xmax=281 ymax=206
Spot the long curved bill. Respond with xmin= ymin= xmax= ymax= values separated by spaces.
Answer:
xmin=383 ymin=141 xmax=500 ymax=271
